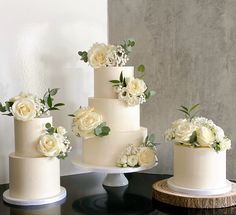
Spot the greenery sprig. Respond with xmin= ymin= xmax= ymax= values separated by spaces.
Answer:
xmin=144 ymin=134 xmax=157 ymax=148
xmin=78 ymin=51 xmax=88 ymax=63
xmin=0 ymin=101 xmax=14 ymax=116
xmin=94 ymin=122 xmax=111 ymax=137
xmin=120 ymin=39 xmax=135 ymax=55
xmin=178 ymin=104 xmax=200 ymax=120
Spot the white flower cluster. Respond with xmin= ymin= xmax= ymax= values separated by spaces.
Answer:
xmin=117 ymin=144 xmax=157 ymax=168
xmin=9 ymin=92 xmax=47 ymax=121
xmin=115 ymin=77 xmax=147 ymax=106
xmin=88 ymin=43 xmax=129 ymax=68
xmin=38 ymin=126 xmax=72 ymax=159
xmin=164 ymin=117 xmax=231 ymax=152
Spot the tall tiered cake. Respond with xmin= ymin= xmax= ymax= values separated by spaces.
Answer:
xmin=1 ymin=89 xmax=71 ymax=205
xmin=72 ymin=40 xmax=157 ymax=168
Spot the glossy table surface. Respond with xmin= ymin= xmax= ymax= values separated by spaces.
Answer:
xmin=0 ymin=173 xmax=236 ymax=215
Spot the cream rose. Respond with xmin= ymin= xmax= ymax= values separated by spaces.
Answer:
xmin=196 ymin=126 xmax=215 ymax=146
xmin=11 ymin=98 xmax=36 ymax=121
xmin=174 ymin=121 xmax=196 ymax=143
xmin=138 ymin=147 xmax=156 ymax=166
xmin=88 ymin=43 xmax=114 ymax=68
xmin=171 ymin=118 xmax=187 ymax=129
xmin=126 ymin=78 xmax=147 ymax=96
xmin=72 ymin=107 xmax=103 ymax=139
xmin=127 ymin=155 xmax=139 ymax=167
xmin=38 ymin=134 xmax=63 ymax=157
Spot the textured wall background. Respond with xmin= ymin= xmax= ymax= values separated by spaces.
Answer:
xmin=109 ymin=0 xmax=236 ymax=179
xmin=0 ymin=0 xmax=107 ymax=184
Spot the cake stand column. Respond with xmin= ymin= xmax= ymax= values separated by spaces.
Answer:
xmin=103 ymin=173 xmax=128 ymax=187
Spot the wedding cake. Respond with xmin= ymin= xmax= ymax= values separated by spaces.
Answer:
xmin=1 ymin=89 xmax=72 ymax=205
xmin=72 ymin=40 xmax=157 ymax=168
xmin=165 ymin=105 xmax=232 ymax=195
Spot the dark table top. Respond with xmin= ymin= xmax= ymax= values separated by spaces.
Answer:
xmin=0 ymin=173 xmax=236 ymax=215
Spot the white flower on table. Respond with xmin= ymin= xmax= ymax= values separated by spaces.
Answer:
xmin=11 ymin=98 xmax=37 ymax=121
xmin=196 ymin=126 xmax=215 ymax=146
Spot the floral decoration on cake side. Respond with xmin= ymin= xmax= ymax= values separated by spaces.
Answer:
xmin=117 ymin=134 xmax=158 ymax=168
xmin=38 ymin=123 xmax=72 ymax=159
xmin=0 ymin=88 xmax=64 ymax=121
xmin=110 ymin=65 xmax=155 ymax=106
xmin=78 ymin=39 xmax=135 ymax=68
xmin=164 ymin=104 xmax=231 ymax=152
xmin=70 ymin=107 xmax=111 ymax=139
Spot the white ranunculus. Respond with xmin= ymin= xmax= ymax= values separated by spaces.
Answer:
xmin=174 ymin=121 xmax=196 ymax=143
xmin=171 ymin=118 xmax=187 ymax=129
xmin=88 ymin=43 xmax=113 ymax=68
xmin=38 ymin=134 xmax=63 ymax=157
xmin=219 ymin=138 xmax=231 ymax=151
xmin=57 ymin=126 xmax=67 ymax=135
xmin=72 ymin=107 xmax=103 ymax=139
xmin=138 ymin=147 xmax=156 ymax=167
xmin=196 ymin=126 xmax=215 ymax=146
xmin=127 ymin=155 xmax=139 ymax=167
xmin=11 ymin=98 xmax=36 ymax=121
xmin=214 ymin=126 xmax=225 ymax=142
xmin=126 ymin=78 xmax=147 ymax=96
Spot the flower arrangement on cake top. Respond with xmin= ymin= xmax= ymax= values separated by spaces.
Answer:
xmin=0 ymin=88 xmax=64 ymax=121
xmin=164 ymin=104 xmax=231 ymax=152
xmin=78 ymin=39 xmax=135 ymax=68
xmin=110 ymin=65 xmax=156 ymax=106
xmin=117 ymin=134 xmax=157 ymax=168
xmin=70 ymin=107 xmax=111 ymax=139
xmin=38 ymin=123 xmax=72 ymax=159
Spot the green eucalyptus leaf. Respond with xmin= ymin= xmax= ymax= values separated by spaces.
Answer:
xmin=47 ymin=95 xmax=52 ymax=108
xmin=49 ymin=107 xmax=59 ymax=111
xmin=109 ymin=80 xmax=120 ymax=84
xmin=5 ymin=101 xmax=13 ymax=111
xmin=189 ymin=131 xmax=197 ymax=143
xmin=68 ymin=114 xmax=75 ymax=117
xmin=190 ymin=103 xmax=200 ymax=112
xmin=119 ymin=72 xmax=123 ymax=83
xmin=3 ymin=113 xmax=13 ymax=116
xmin=54 ymin=103 xmax=65 ymax=107
xmin=45 ymin=123 xmax=51 ymax=129
xmin=49 ymin=88 xmax=59 ymax=96
xmin=94 ymin=127 xmax=102 ymax=136
xmin=138 ymin=64 xmax=145 ymax=73
xmin=180 ymin=105 xmax=188 ymax=111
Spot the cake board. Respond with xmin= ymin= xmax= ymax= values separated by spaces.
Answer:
xmin=72 ymin=158 xmax=157 ymax=187
xmin=152 ymin=179 xmax=236 ymax=208
xmin=3 ymin=187 xmax=66 ymax=206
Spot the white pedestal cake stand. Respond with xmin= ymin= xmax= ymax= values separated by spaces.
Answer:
xmin=72 ymin=158 xmax=157 ymax=187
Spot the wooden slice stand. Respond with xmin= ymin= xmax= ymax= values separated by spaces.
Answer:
xmin=152 ymin=179 xmax=236 ymax=208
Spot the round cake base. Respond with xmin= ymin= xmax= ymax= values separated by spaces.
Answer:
xmin=152 ymin=179 xmax=236 ymax=208
xmin=3 ymin=187 xmax=66 ymax=206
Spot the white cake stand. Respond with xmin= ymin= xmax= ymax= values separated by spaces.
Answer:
xmin=72 ymin=158 xmax=157 ymax=187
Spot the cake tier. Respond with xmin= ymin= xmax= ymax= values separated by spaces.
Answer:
xmin=169 ymin=144 xmax=230 ymax=192
xmin=9 ymin=153 xmax=61 ymax=199
xmin=88 ymin=97 xmax=140 ymax=131
xmin=14 ymin=116 xmax=52 ymax=157
xmin=82 ymin=127 xmax=147 ymax=167
xmin=94 ymin=66 xmax=134 ymax=99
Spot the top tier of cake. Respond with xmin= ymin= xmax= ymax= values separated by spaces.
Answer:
xmin=94 ymin=66 xmax=134 ymax=99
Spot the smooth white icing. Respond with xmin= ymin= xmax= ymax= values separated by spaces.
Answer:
xmin=170 ymin=144 xmax=229 ymax=190
xmin=82 ymin=127 xmax=147 ymax=166
xmin=14 ymin=116 xmax=52 ymax=157
xmin=9 ymin=153 xmax=60 ymax=199
xmin=94 ymin=66 xmax=134 ymax=98
xmin=88 ymin=97 xmax=140 ymax=131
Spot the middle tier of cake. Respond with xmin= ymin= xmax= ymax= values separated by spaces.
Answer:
xmin=82 ymin=127 xmax=147 ymax=166
xmin=88 ymin=97 xmax=140 ymax=131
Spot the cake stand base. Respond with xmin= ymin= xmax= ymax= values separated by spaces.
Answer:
xmin=152 ymin=179 xmax=236 ymax=208
xmin=3 ymin=187 xmax=66 ymax=206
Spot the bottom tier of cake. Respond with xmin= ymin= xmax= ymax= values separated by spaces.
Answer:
xmin=9 ymin=153 xmax=61 ymax=199
xmin=168 ymin=144 xmax=232 ymax=195
xmin=82 ymin=127 xmax=147 ymax=167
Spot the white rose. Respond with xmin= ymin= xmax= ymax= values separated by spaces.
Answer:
xmin=72 ymin=107 xmax=103 ymax=139
xmin=127 ymin=155 xmax=139 ymax=167
xmin=138 ymin=147 xmax=156 ymax=167
xmin=88 ymin=43 xmax=114 ymax=68
xmin=126 ymin=78 xmax=147 ymax=96
xmin=38 ymin=134 xmax=63 ymax=157
xmin=57 ymin=126 xmax=67 ymax=135
xmin=12 ymin=98 xmax=36 ymax=121
xmin=175 ymin=121 xmax=196 ymax=143
xmin=219 ymin=138 xmax=231 ymax=151
xmin=171 ymin=118 xmax=187 ymax=129
xmin=196 ymin=126 xmax=215 ymax=146
xmin=214 ymin=126 xmax=225 ymax=142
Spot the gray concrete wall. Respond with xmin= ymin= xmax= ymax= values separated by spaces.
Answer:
xmin=108 ymin=0 xmax=236 ymax=179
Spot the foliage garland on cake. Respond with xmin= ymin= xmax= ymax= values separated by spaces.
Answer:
xmin=164 ymin=104 xmax=231 ymax=152
xmin=78 ymin=39 xmax=135 ymax=68
xmin=110 ymin=65 xmax=156 ymax=106
xmin=38 ymin=123 xmax=72 ymax=159
xmin=117 ymin=134 xmax=157 ymax=168
xmin=70 ymin=107 xmax=111 ymax=139
xmin=0 ymin=88 xmax=64 ymax=121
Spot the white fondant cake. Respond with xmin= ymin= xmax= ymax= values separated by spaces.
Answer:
xmin=14 ymin=117 xmax=52 ymax=157
xmin=168 ymin=144 xmax=232 ymax=195
xmin=9 ymin=153 xmax=60 ymax=199
xmin=82 ymin=66 xmax=148 ymax=166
